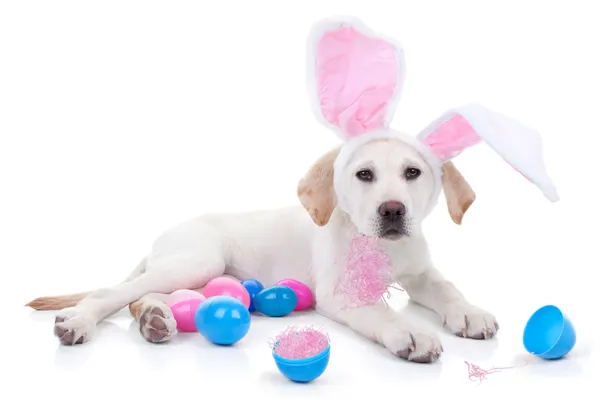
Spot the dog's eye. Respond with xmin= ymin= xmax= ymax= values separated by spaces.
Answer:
xmin=356 ymin=169 xmax=373 ymax=182
xmin=405 ymin=167 xmax=421 ymax=180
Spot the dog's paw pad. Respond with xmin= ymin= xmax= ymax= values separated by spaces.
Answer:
xmin=139 ymin=304 xmax=177 ymax=343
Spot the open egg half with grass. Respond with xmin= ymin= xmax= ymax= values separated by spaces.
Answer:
xmin=270 ymin=325 xmax=331 ymax=383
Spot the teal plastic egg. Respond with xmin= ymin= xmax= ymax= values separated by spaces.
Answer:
xmin=254 ymin=285 xmax=298 ymax=317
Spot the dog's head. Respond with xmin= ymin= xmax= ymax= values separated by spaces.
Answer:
xmin=297 ymin=17 xmax=557 ymax=237
xmin=298 ymin=138 xmax=474 ymax=239
xmin=336 ymin=138 xmax=435 ymax=238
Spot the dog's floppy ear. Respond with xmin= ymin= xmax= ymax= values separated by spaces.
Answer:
xmin=441 ymin=161 xmax=475 ymax=225
xmin=297 ymin=146 xmax=341 ymax=226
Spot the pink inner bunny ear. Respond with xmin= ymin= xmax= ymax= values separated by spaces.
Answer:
xmin=419 ymin=113 xmax=483 ymax=161
xmin=308 ymin=18 xmax=405 ymax=139
xmin=418 ymin=104 xmax=559 ymax=202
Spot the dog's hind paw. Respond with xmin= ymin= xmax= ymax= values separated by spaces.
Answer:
xmin=138 ymin=302 xmax=177 ymax=343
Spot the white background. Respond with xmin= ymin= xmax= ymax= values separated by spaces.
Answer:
xmin=1 ymin=0 xmax=598 ymax=398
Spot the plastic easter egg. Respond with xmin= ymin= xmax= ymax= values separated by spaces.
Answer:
xmin=203 ymin=277 xmax=251 ymax=308
xmin=254 ymin=286 xmax=298 ymax=317
xmin=271 ymin=326 xmax=331 ymax=383
xmin=194 ymin=295 xmax=251 ymax=345
xmin=523 ymin=305 xmax=576 ymax=360
xmin=273 ymin=344 xmax=330 ymax=383
xmin=166 ymin=289 xmax=205 ymax=307
xmin=241 ymin=279 xmax=264 ymax=312
xmin=275 ymin=279 xmax=314 ymax=311
xmin=169 ymin=296 xmax=206 ymax=332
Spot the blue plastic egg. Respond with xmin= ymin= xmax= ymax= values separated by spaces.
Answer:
xmin=523 ymin=304 xmax=576 ymax=360
xmin=254 ymin=285 xmax=298 ymax=317
xmin=241 ymin=279 xmax=264 ymax=312
xmin=194 ymin=295 xmax=251 ymax=345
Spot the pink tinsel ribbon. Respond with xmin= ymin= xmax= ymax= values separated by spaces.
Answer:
xmin=334 ymin=234 xmax=394 ymax=308
xmin=464 ymin=361 xmax=524 ymax=384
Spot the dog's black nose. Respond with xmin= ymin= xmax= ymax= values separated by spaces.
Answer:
xmin=378 ymin=201 xmax=406 ymax=219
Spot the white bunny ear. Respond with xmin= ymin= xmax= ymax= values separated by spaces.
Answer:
xmin=307 ymin=17 xmax=405 ymax=140
xmin=417 ymin=104 xmax=559 ymax=202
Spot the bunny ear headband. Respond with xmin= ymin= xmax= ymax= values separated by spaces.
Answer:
xmin=307 ymin=17 xmax=559 ymax=215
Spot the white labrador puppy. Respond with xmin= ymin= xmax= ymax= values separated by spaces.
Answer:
xmin=27 ymin=18 xmax=512 ymax=364
xmin=27 ymin=140 xmax=496 ymax=363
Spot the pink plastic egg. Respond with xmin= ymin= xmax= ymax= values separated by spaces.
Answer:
xmin=166 ymin=289 xmax=205 ymax=307
xmin=203 ymin=277 xmax=251 ymax=308
xmin=170 ymin=297 xmax=206 ymax=332
xmin=275 ymin=279 xmax=314 ymax=311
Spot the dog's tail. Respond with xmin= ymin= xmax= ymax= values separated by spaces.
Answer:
xmin=25 ymin=257 xmax=147 ymax=311
xmin=26 ymin=292 xmax=92 ymax=310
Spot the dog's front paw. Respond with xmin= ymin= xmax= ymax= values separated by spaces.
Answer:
xmin=54 ymin=307 xmax=96 ymax=345
xmin=442 ymin=302 xmax=498 ymax=339
xmin=381 ymin=325 xmax=443 ymax=363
